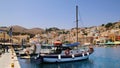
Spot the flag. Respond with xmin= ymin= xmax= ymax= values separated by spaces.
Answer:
xmin=8 ymin=27 xmax=12 ymax=37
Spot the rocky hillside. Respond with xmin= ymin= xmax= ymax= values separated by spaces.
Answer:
xmin=0 ymin=25 xmax=44 ymax=34
xmin=101 ymin=21 xmax=120 ymax=29
xmin=0 ymin=21 xmax=120 ymax=35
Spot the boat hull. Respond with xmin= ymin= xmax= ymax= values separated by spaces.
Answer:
xmin=43 ymin=56 xmax=89 ymax=63
xmin=41 ymin=53 xmax=90 ymax=63
xmin=33 ymin=45 xmax=94 ymax=63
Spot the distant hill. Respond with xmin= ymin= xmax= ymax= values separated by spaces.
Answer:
xmin=0 ymin=21 xmax=120 ymax=35
xmin=12 ymin=25 xmax=27 ymax=33
xmin=0 ymin=25 xmax=44 ymax=35
xmin=26 ymin=28 xmax=44 ymax=34
xmin=0 ymin=26 xmax=8 ymax=31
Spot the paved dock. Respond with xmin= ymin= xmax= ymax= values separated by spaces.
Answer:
xmin=0 ymin=49 xmax=21 ymax=68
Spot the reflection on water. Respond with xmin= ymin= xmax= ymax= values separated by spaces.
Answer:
xmin=90 ymin=47 xmax=120 ymax=68
xmin=19 ymin=59 xmax=94 ymax=68
xmin=39 ymin=60 xmax=94 ymax=68
xmin=19 ymin=47 xmax=120 ymax=68
xmin=19 ymin=59 xmax=93 ymax=68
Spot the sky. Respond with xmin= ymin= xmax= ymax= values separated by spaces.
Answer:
xmin=0 ymin=0 xmax=120 ymax=29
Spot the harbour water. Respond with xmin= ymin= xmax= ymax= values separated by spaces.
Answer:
xmin=18 ymin=47 xmax=120 ymax=68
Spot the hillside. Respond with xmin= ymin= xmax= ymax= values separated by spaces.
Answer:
xmin=0 ymin=21 xmax=120 ymax=35
xmin=0 ymin=25 xmax=44 ymax=35
xmin=26 ymin=28 xmax=44 ymax=34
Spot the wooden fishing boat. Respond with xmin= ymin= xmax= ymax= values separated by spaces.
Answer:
xmin=33 ymin=42 xmax=94 ymax=63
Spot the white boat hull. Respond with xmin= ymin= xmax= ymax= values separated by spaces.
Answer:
xmin=42 ymin=55 xmax=89 ymax=63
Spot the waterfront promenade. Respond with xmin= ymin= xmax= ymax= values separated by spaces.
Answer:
xmin=0 ymin=48 xmax=21 ymax=68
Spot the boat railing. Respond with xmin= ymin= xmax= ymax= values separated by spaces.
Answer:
xmin=60 ymin=49 xmax=84 ymax=55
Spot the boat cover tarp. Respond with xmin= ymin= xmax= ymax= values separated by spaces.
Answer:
xmin=66 ymin=42 xmax=80 ymax=47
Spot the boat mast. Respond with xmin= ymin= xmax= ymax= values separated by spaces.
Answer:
xmin=76 ymin=5 xmax=78 ymax=42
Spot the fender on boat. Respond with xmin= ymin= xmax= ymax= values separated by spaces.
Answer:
xmin=82 ymin=53 xmax=84 ymax=57
xmin=72 ymin=54 xmax=75 ymax=59
xmin=58 ymin=54 xmax=61 ymax=60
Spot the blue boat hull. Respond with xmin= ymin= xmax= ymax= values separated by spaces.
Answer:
xmin=43 ymin=55 xmax=89 ymax=63
xmin=40 ymin=52 xmax=91 ymax=63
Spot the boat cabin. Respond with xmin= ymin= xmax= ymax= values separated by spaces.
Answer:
xmin=40 ymin=44 xmax=71 ymax=54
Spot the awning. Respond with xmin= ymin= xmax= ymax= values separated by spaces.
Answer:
xmin=114 ymin=41 xmax=120 ymax=44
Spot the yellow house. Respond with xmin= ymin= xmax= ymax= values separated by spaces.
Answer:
xmin=0 ymin=30 xmax=10 ymax=42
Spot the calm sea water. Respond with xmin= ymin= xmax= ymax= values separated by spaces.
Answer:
xmin=18 ymin=47 xmax=120 ymax=68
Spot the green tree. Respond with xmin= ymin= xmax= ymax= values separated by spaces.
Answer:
xmin=105 ymin=22 xmax=113 ymax=28
xmin=45 ymin=27 xmax=60 ymax=32
xmin=119 ymin=25 xmax=120 ymax=29
xmin=101 ymin=24 xmax=104 ymax=26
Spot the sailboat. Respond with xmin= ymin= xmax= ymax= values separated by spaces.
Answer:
xmin=33 ymin=5 xmax=94 ymax=63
